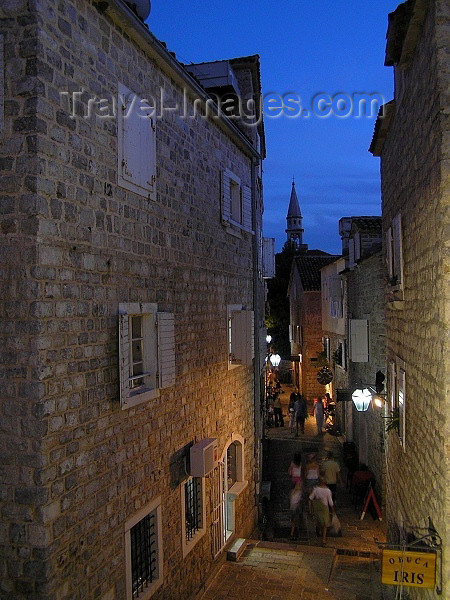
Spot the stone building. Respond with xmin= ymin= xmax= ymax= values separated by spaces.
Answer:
xmin=321 ymin=217 xmax=385 ymax=494
xmin=338 ymin=218 xmax=385 ymax=503
xmin=370 ymin=0 xmax=449 ymax=597
xmin=288 ymin=251 xmax=340 ymax=402
xmin=0 ymin=1 xmax=267 ymax=599
xmin=321 ymin=256 xmax=347 ymax=428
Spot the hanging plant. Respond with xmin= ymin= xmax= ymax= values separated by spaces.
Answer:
xmin=385 ymin=408 xmax=399 ymax=433
xmin=311 ymin=350 xmax=329 ymax=367
xmin=332 ymin=347 xmax=342 ymax=364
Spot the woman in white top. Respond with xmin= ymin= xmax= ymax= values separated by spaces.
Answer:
xmin=309 ymin=477 xmax=334 ymax=546
xmin=288 ymin=452 xmax=302 ymax=486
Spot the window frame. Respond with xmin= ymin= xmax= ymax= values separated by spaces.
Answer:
xmin=397 ymin=364 xmax=406 ymax=447
xmin=387 ymin=357 xmax=406 ymax=449
xmin=125 ymin=497 xmax=163 ymax=600
xmin=225 ymin=434 xmax=247 ymax=497
xmin=181 ymin=476 xmax=206 ymax=557
xmin=386 ymin=212 xmax=404 ymax=291
xmin=221 ymin=169 xmax=253 ymax=233
xmin=119 ymin=303 xmax=175 ymax=408
xmin=334 ymin=339 xmax=347 ymax=370
xmin=230 ymin=177 xmax=242 ymax=223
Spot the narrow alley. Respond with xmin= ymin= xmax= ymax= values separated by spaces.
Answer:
xmin=199 ymin=384 xmax=387 ymax=600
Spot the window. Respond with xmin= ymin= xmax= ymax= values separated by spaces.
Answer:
xmin=387 ymin=358 xmax=406 ymax=448
xmin=227 ymin=305 xmax=254 ymax=368
xmin=221 ymin=169 xmax=253 ymax=232
xmin=230 ymin=178 xmax=242 ymax=222
xmin=329 ymin=275 xmax=343 ymax=318
xmin=182 ymin=477 xmax=206 ymax=556
xmin=119 ymin=303 xmax=175 ymax=408
xmin=218 ymin=435 xmax=247 ymax=548
xmin=227 ymin=443 xmax=238 ymax=488
xmin=225 ymin=436 xmax=246 ymax=496
xmin=118 ymin=83 xmax=156 ymax=198
xmin=349 ymin=319 xmax=368 ymax=363
xmin=397 ymin=366 xmax=406 ymax=446
xmin=334 ymin=340 xmax=346 ymax=369
xmin=386 ymin=213 xmax=403 ymax=290
xmin=125 ymin=498 xmax=163 ymax=600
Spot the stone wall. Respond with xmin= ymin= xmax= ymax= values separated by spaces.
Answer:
xmin=300 ymin=291 xmax=326 ymax=402
xmin=378 ymin=1 xmax=450 ymax=597
xmin=346 ymin=252 xmax=386 ymax=503
xmin=0 ymin=1 xmax=263 ymax=598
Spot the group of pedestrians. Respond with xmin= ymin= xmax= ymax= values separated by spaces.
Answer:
xmin=288 ymin=450 xmax=343 ymax=546
xmin=288 ymin=389 xmax=307 ymax=435
xmin=289 ymin=389 xmax=330 ymax=437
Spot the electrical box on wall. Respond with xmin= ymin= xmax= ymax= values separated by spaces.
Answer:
xmin=189 ymin=438 xmax=218 ymax=477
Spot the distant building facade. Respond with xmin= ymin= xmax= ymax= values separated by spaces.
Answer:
xmin=0 ymin=2 xmax=266 ymax=599
xmin=288 ymin=252 xmax=340 ymax=402
xmin=371 ymin=0 xmax=449 ymax=596
xmin=321 ymin=256 xmax=347 ymax=429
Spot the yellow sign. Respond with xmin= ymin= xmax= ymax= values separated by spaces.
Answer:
xmin=382 ymin=549 xmax=436 ymax=589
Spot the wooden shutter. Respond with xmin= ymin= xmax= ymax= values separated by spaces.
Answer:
xmin=349 ymin=319 xmax=368 ymax=363
xmin=118 ymin=310 xmax=130 ymax=405
xmin=231 ymin=310 xmax=254 ymax=366
xmin=241 ymin=185 xmax=253 ymax=232
xmin=221 ymin=170 xmax=231 ymax=224
xmin=157 ymin=312 xmax=175 ymax=388
xmin=118 ymin=83 xmax=156 ymax=197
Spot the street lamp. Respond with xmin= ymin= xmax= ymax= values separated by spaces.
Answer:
xmin=266 ymin=334 xmax=272 ymax=344
xmin=269 ymin=354 xmax=281 ymax=368
xmin=351 ymin=388 xmax=372 ymax=412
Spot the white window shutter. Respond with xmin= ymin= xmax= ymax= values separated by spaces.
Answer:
xmin=262 ymin=237 xmax=275 ymax=278
xmin=121 ymin=92 xmax=141 ymax=185
xmin=157 ymin=312 xmax=175 ymax=388
xmin=349 ymin=319 xmax=369 ymax=362
xmin=118 ymin=311 xmax=130 ymax=405
xmin=118 ymin=83 xmax=156 ymax=197
xmin=231 ymin=310 xmax=254 ymax=365
xmin=221 ymin=170 xmax=231 ymax=224
xmin=242 ymin=185 xmax=253 ymax=232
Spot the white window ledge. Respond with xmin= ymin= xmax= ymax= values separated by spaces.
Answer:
xmin=227 ymin=480 xmax=248 ymax=499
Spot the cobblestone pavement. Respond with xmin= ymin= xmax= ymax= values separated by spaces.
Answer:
xmin=200 ymin=541 xmax=383 ymax=600
xmin=199 ymin=384 xmax=387 ymax=600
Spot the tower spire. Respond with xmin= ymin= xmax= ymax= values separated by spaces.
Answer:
xmin=286 ymin=180 xmax=304 ymax=248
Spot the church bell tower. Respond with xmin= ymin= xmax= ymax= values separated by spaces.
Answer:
xmin=285 ymin=179 xmax=304 ymax=248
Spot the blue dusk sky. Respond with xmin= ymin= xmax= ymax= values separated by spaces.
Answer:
xmin=147 ymin=1 xmax=400 ymax=254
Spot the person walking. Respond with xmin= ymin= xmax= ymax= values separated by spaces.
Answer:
xmin=312 ymin=396 xmax=324 ymax=435
xmin=309 ymin=477 xmax=334 ymax=546
xmin=288 ymin=452 xmax=303 ymax=487
xmin=289 ymin=482 xmax=303 ymax=539
xmin=290 ymin=388 xmax=300 ymax=403
xmin=321 ymin=451 xmax=343 ymax=504
xmin=294 ymin=393 xmax=307 ymax=436
xmin=304 ymin=453 xmax=320 ymax=496
xmin=288 ymin=398 xmax=296 ymax=433
xmin=273 ymin=393 xmax=283 ymax=427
